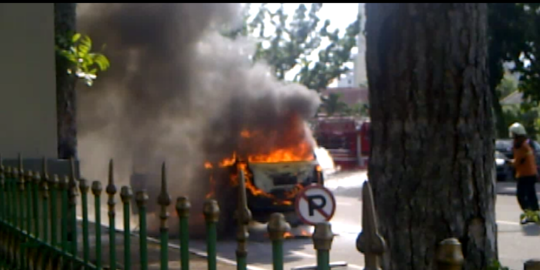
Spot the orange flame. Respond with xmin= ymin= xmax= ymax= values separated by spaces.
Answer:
xmin=219 ymin=152 xmax=237 ymax=168
xmin=204 ymin=162 xmax=213 ymax=169
xmin=240 ymin=129 xmax=252 ymax=138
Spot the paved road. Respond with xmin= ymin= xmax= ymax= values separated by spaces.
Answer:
xmin=77 ymin=170 xmax=539 ymax=270
xmin=184 ymin=170 xmax=540 ymax=270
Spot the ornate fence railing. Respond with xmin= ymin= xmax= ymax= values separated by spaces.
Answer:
xmin=0 ymin=154 xmax=465 ymax=270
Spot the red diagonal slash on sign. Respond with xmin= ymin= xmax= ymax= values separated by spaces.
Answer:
xmin=301 ymin=193 xmax=331 ymax=220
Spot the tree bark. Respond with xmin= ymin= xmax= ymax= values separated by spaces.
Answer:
xmin=365 ymin=4 xmax=497 ymax=270
xmin=54 ymin=3 xmax=78 ymax=159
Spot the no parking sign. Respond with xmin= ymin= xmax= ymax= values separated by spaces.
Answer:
xmin=294 ymin=185 xmax=336 ymax=226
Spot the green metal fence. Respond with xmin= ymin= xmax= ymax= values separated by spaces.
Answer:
xmin=0 ymin=154 xmax=465 ymax=270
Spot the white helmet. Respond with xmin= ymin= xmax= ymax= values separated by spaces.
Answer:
xmin=509 ymin=122 xmax=527 ymax=137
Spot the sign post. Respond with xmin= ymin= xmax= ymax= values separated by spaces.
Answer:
xmin=293 ymin=185 xmax=343 ymax=270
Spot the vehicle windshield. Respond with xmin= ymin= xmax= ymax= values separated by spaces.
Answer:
xmin=495 ymin=140 xmax=512 ymax=151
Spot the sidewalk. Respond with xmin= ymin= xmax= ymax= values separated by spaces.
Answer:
xmin=74 ymin=220 xmax=236 ymax=270
xmin=496 ymin=182 xmax=540 ymax=196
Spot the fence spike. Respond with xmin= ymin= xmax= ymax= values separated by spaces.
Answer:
xmin=136 ymin=190 xmax=149 ymax=270
xmin=120 ymin=186 xmax=133 ymax=270
xmin=50 ymin=174 xmax=60 ymax=247
xmin=436 ymin=238 xmax=464 ymax=270
xmin=42 ymin=157 xmax=48 ymax=179
xmin=17 ymin=153 xmax=23 ymax=176
xmin=106 ymin=159 xmax=117 ymax=270
xmin=313 ymin=222 xmax=334 ymax=270
xmin=158 ymin=163 xmax=171 ymax=270
xmin=39 ymin=171 xmax=49 ymax=243
xmin=268 ymin=213 xmax=290 ymax=270
xmin=356 ymin=181 xmax=385 ymax=270
xmin=70 ymin=157 xmax=77 ymax=182
xmin=176 ymin=196 xmax=191 ymax=270
xmin=80 ymin=179 xmax=90 ymax=266
xmin=92 ymin=180 xmax=103 ymax=269
xmin=236 ymin=168 xmax=252 ymax=270
xmin=25 ymin=170 xmax=33 ymax=234
xmin=67 ymin=175 xmax=78 ymax=259
xmin=31 ymin=172 xmax=40 ymax=238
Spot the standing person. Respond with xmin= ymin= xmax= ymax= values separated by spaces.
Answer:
xmin=507 ymin=122 xmax=540 ymax=224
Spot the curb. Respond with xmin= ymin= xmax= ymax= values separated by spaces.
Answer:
xmin=77 ymin=217 xmax=265 ymax=270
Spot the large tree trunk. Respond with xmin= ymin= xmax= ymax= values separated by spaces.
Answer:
xmin=365 ymin=4 xmax=497 ymax=270
xmin=54 ymin=3 xmax=78 ymax=159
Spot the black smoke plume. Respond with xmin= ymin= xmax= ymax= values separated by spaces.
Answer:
xmin=76 ymin=3 xmax=320 ymax=233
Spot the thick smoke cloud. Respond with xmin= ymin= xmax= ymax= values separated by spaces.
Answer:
xmin=76 ymin=3 xmax=320 ymax=232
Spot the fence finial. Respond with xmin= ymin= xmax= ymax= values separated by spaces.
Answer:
xmin=158 ymin=162 xmax=171 ymax=221
xmin=236 ymin=168 xmax=252 ymax=262
xmin=268 ymin=213 xmax=290 ymax=241
xmin=41 ymin=157 xmax=49 ymax=182
xmin=356 ymin=181 xmax=386 ymax=270
xmin=436 ymin=238 xmax=464 ymax=270
xmin=70 ymin=157 xmax=76 ymax=181
xmin=92 ymin=181 xmax=102 ymax=196
xmin=176 ymin=196 xmax=191 ymax=218
xmin=203 ymin=199 xmax=220 ymax=223
xmin=18 ymin=153 xmax=23 ymax=175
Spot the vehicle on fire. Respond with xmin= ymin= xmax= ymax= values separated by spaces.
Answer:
xmin=129 ymin=153 xmax=324 ymax=238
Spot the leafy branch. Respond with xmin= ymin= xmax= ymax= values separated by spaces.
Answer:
xmin=56 ymin=32 xmax=110 ymax=86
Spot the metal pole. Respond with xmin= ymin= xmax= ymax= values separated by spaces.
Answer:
xmin=80 ymin=179 xmax=91 ymax=267
xmin=312 ymin=222 xmax=334 ymax=270
xmin=106 ymin=159 xmax=117 ymax=270
xmin=136 ymin=191 xmax=149 ymax=270
xmin=267 ymin=213 xmax=290 ymax=270
xmin=203 ymin=199 xmax=219 ymax=270
xmin=158 ymin=163 xmax=171 ymax=270
xmin=236 ymin=169 xmax=252 ymax=270
xmin=92 ymin=181 xmax=103 ymax=270
xmin=50 ymin=175 xmax=59 ymax=247
xmin=176 ymin=196 xmax=191 ymax=270
xmin=121 ymin=186 xmax=133 ymax=270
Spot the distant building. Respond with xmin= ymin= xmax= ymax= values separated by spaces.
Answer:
xmin=337 ymin=72 xmax=356 ymax=88
xmin=354 ymin=3 xmax=367 ymax=87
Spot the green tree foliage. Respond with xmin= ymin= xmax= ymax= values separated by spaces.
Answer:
xmin=512 ymin=4 xmax=540 ymax=103
xmin=488 ymin=3 xmax=540 ymax=136
xmin=56 ymin=33 xmax=110 ymax=87
xmin=496 ymin=73 xmax=518 ymax=99
xmin=320 ymin=93 xmax=349 ymax=116
xmin=224 ymin=4 xmax=361 ymax=91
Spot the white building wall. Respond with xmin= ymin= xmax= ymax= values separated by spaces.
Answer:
xmin=354 ymin=3 xmax=367 ymax=87
xmin=0 ymin=3 xmax=57 ymax=159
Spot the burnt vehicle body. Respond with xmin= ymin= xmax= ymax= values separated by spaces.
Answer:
xmin=246 ymin=159 xmax=323 ymax=225
xmin=129 ymin=154 xmax=324 ymax=237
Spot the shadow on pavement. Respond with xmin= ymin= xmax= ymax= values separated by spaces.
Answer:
xmin=520 ymin=223 xmax=540 ymax=236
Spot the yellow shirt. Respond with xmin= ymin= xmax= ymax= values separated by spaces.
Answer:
xmin=513 ymin=142 xmax=537 ymax=178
